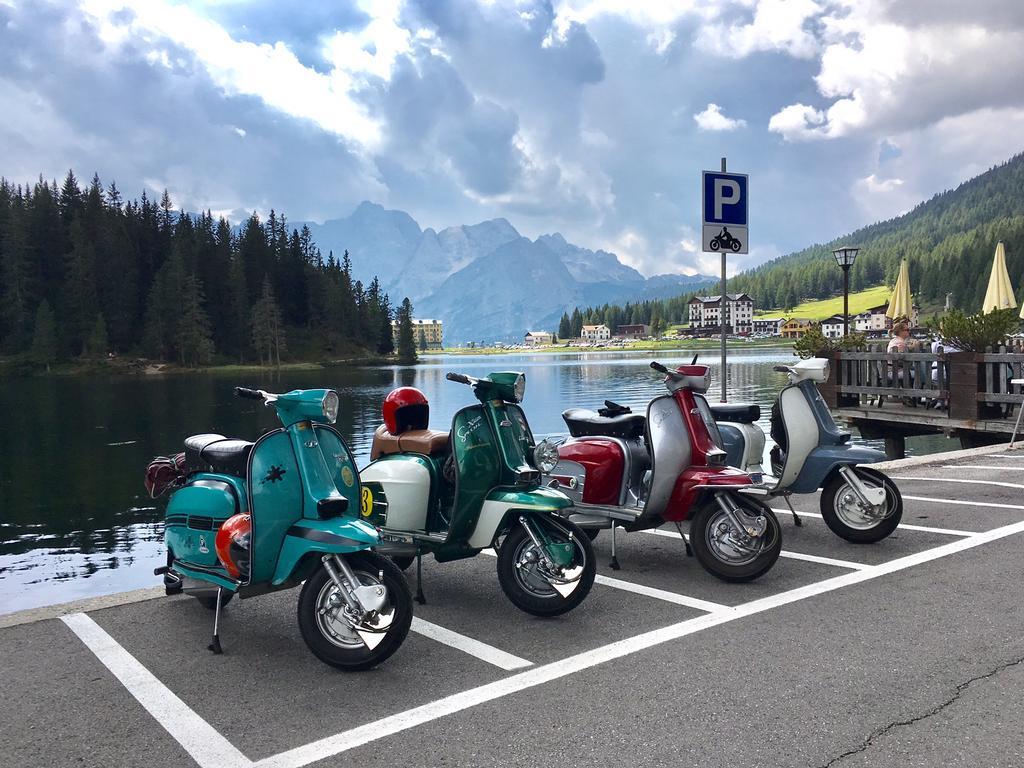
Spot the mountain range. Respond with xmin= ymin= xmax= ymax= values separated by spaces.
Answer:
xmin=298 ymin=202 xmax=713 ymax=343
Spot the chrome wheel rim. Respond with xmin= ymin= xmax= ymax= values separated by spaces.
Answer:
xmin=314 ymin=570 xmax=394 ymax=649
xmin=704 ymin=509 xmax=766 ymax=566
xmin=834 ymin=480 xmax=892 ymax=530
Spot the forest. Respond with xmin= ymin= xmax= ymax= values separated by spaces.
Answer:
xmin=0 ymin=172 xmax=416 ymax=369
xmin=567 ymin=151 xmax=1024 ymax=327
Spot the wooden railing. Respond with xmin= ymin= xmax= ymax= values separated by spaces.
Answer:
xmin=820 ymin=344 xmax=1024 ymax=421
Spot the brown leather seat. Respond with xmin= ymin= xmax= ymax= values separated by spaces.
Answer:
xmin=370 ymin=425 xmax=450 ymax=460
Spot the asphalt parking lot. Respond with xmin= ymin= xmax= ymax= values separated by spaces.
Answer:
xmin=3 ymin=446 xmax=1024 ymax=768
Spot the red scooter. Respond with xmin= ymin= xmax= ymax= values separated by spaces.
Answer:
xmin=540 ymin=361 xmax=782 ymax=582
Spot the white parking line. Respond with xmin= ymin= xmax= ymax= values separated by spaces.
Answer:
xmin=60 ymin=613 xmax=252 ymax=768
xmin=593 ymin=574 xmax=727 ymax=613
xmin=770 ymin=508 xmax=975 ymax=537
xmin=481 ymin=547 xmax=727 ymax=612
xmin=987 ymin=455 xmax=1022 ymax=459
xmin=641 ymin=527 xmax=870 ymax=571
xmin=254 ymin=517 xmax=1024 ymax=768
xmin=411 ymin=618 xmax=531 ymax=671
xmin=896 ymin=476 xmax=1024 ymax=490
xmin=903 ymin=495 xmax=1024 ymax=512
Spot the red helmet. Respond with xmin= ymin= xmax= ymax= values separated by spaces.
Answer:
xmin=383 ymin=387 xmax=429 ymax=435
xmin=215 ymin=513 xmax=251 ymax=579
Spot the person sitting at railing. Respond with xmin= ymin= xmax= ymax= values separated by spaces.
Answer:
xmin=885 ymin=322 xmax=918 ymax=406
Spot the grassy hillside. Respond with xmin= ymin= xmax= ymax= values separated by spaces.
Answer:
xmin=729 ymin=152 xmax=1024 ymax=315
xmin=754 ymin=285 xmax=892 ymax=320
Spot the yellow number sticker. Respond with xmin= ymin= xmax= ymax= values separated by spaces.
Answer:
xmin=360 ymin=487 xmax=374 ymax=517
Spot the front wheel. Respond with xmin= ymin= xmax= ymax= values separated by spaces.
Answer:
xmin=497 ymin=517 xmax=596 ymax=617
xmin=689 ymin=495 xmax=782 ymax=582
xmin=820 ymin=467 xmax=902 ymax=543
xmin=297 ymin=552 xmax=413 ymax=671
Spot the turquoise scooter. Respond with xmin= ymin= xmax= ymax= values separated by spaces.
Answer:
xmin=147 ymin=387 xmax=413 ymax=671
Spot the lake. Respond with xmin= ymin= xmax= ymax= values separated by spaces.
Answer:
xmin=0 ymin=348 xmax=953 ymax=613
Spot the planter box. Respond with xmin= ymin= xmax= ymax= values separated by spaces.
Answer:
xmin=948 ymin=351 xmax=982 ymax=421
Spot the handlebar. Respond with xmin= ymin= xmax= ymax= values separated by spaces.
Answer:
xmin=234 ymin=387 xmax=264 ymax=400
xmin=773 ymin=365 xmax=792 ymax=373
xmin=649 ymin=361 xmax=669 ymax=373
xmin=445 ymin=372 xmax=472 ymax=385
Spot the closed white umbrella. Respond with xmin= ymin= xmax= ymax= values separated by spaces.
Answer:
xmin=886 ymin=259 xmax=912 ymax=320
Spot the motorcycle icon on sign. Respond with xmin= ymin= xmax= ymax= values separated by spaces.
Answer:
xmin=709 ymin=227 xmax=742 ymax=253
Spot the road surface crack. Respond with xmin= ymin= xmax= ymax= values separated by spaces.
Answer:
xmin=820 ymin=654 xmax=1024 ymax=767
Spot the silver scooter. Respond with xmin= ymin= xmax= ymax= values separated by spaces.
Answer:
xmin=711 ymin=358 xmax=903 ymax=543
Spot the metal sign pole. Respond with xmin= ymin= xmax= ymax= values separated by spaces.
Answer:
xmin=720 ymin=156 xmax=727 ymax=403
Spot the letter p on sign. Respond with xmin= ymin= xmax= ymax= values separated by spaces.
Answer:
xmin=714 ymin=179 xmax=740 ymax=220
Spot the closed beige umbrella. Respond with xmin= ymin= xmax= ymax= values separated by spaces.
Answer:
xmin=983 ymin=241 xmax=1016 ymax=313
xmin=886 ymin=259 xmax=912 ymax=320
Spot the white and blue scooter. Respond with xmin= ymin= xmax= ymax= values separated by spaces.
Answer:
xmin=710 ymin=358 xmax=903 ymax=543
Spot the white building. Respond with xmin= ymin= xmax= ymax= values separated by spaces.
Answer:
xmin=821 ymin=315 xmax=846 ymax=339
xmin=853 ymin=303 xmax=921 ymax=334
xmin=523 ymin=331 xmax=554 ymax=347
xmin=752 ymin=317 xmax=786 ymax=336
xmin=580 ymin=324 xmax=611 ymax=342
xmin=688 ymin=294 xmax=754 ymax=334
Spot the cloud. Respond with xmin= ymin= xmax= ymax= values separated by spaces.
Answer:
xmin=769 ymin=1 xmax=1024 ymax=142
xmin=695 ymin=0 xmax=823 ymax=59
xmin=694 ymin=103 xmax=746 ymax=131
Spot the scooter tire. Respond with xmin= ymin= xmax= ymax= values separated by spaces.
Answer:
xmin=297 ymin=552 xmax=413 ymax=671
xmin=496 ymin=518 xmax=596 ymax=617
xmin=820 ymin=467 xmax=903 ymax=544
xmin=389 ymin=555 xmax=415 ymax=572
xmin=689 ymin=497 xmax=782 ymax=582
xmin=196 ymin=592 xmax=234 ymax=610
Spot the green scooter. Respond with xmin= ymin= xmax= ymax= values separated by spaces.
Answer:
xmin=361 ymin=371 xmax=596 ymax=617
xmin=147 ymin=387 xmax=413 ymax=671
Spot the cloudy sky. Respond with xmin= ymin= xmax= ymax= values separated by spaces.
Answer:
xmin=3 ymin=0 xmax=1023 ymax=277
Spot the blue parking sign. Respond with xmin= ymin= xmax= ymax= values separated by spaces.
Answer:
xmin=702 ymin=170 xmax=748 ymax=254
xmin=702 ymin=172 xmax=748 ymax=226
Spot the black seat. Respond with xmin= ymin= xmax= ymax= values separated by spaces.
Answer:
xmin=708 ymin=403 xmax=760 ymax=424
xmin=184 ymin=434 xmax=254 ymax=478
xmin=562 ymin=408 xmax=647 ymax=440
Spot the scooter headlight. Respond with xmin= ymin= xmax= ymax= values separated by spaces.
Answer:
xmin=533 ymin=439 xmax=560 ymax=473
xmin=321 ymin=391 xmax=340 ymax=423
xmin=513 ymin=373 xmax=526 ymax=403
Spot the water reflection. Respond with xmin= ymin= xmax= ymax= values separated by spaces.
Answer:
xmin=0 ymin=348 xmax=953 ymax=613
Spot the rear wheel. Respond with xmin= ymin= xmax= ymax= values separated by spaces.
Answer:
xmin=820 ymin=467 xmax=902 ymax=543
xmin=497 ymin=517 xmax=595 ymax=617
xmin=389 ymin=555 xmax=415 ymax=572
xmin=297 ymin=552 xmax=412 ymax=671
xmin=689 ymin=494 xmax=781 ymax=582
xmin=196 ymin=591 xmax=234 ymax=610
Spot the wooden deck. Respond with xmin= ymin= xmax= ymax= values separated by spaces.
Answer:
xmin=821 ymin=346 xmax=1024 ymax=458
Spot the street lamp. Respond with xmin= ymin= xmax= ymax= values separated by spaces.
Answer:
xmin=832 ymin=245 xmax=860 ymax=336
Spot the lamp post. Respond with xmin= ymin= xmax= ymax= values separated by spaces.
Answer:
xmin=832 ymin=245 xmax=860 ymax=336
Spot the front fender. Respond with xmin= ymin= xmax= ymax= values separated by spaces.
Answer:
xmin=790 ymin=445 xmax=885 ymax=494
xmin=271 ymin=518 xmax=379 ymax=585
xmin=466 ymin=486 xmax=573 ymax=550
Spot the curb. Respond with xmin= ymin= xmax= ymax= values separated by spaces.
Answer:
xmin=871 ymin=441 xmax=1022 ymax=471
xmin=0 ymin=586 xmax=166 ymax=630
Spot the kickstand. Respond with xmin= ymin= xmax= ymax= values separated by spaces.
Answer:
xmin=414 ymin=550 xmax=426 ymax=605
xmin=784 ymin=496 xmax=802 ymax=527
xmin=672 ymin=522 xmax=693 ymax=556
xmin=609 ymin=524 xmax=620 ymax=570
xmin=208 ymin=588 xmax=224 ymax=655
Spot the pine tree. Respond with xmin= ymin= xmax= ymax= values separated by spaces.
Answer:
xmin=62 ymin=219 xmax=99 ymax=355
xmin=86 ymin=313 xmax=108 ymax=358
xmin=396 ymin=298 xmax=417 ymax=364
xmin=176 ymin=274 xmax=214 ymax=367
xmin=558 ymin=312 xmax=571 ymax=339
xmin=250 ymin=275 xmax=286 ymax=368
xmin=30 ymin=300 xmax=57 ymax=371
xmin=417 ymin=328 xmax=428 ymax=352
